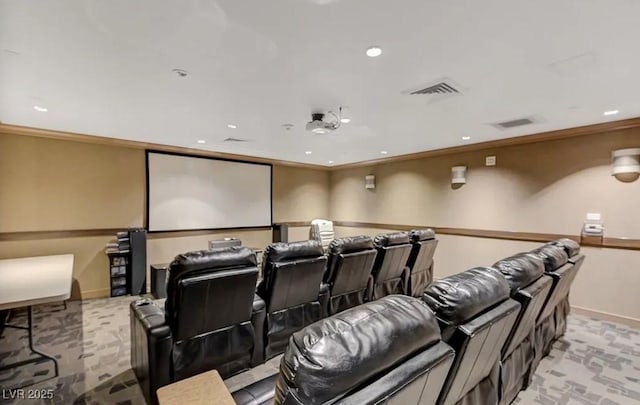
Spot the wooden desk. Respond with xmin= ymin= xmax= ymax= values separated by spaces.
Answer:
xmin=157 ymin=369 xmax=235 ymax=405
xmin=0 ymin=254 xmax=74 ymax=385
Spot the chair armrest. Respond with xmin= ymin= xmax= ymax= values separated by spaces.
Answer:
xmin=319 ymin=283 xmax=330 ymax=319
xmin=251 ymin=294 xmax=266 ymax=367
xmin=231 ymin=373 xmax=278 ymax=405
xmin=130 ymin=299 xmax=173 ymax=405
xmin=401 ymin=266 xmax=410 ymax=295
xmin=365 ymin=275 xmax=374 ymax=302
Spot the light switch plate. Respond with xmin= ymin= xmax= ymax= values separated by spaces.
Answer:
xmin=485 ymin=156 xmax=496 ymax=166
xmin=586 ymin=212 xmax=601 ymax=221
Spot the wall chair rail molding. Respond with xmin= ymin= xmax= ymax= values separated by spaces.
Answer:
xmin=0 ymin=228 xmax=126 ymax=242
xmin=311 ymin=221 xmax=640 ymax=251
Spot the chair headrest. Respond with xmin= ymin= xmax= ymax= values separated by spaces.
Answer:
xmin=280 ymin=295 xmax=441 ymax=404
xmin=264 ymin=240 xmax=324 ymax=262
xmin=546 ymin=238 xmax=581 ymax=258
xmin=410 ymin=229 xmax=436 ymax=242
xmin=530 ymin=245 xmax=569 ymax=272
xmin=328 ymin=235 xmax=374 ymax=255
xmin=423 ymin=267 xmax=510 ymax=325
xmin=169 ymin=247 xmax=256 ymax=276
xmin=492 ymin=253 xmax=545 ymax=294
xmin=374 ymin=232 xmax=410 ymax=248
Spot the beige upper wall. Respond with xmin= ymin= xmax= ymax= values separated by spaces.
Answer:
xmin=330 ymin=128 xmax=640 ymax=237
xmin=0 ymin=133 xmax=330 ymax=233
xmin=0 ymin=133 xmax=145 ymax=232
xmin=0 ymin=132 xmax=330 ymax=297
xmin=272 ymin=165 xmax=330 ymax=222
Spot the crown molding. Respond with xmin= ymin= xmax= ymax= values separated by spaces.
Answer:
xmin=0 ymin=123 xmax=330 ymax=170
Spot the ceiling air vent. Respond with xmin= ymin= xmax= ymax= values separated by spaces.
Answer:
xmin=491 ymin=117 xmax=537 ymax=130
xmin=410 ymin=82 xmax=459 ymax=96
xmin=404 ymin=77 xmax=463 ymax=103
xmin=223 ymin=137 xmax=249 ymax=142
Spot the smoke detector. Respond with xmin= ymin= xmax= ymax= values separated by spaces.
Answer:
xmin=305 ymin=109 xmax=342 ymax=134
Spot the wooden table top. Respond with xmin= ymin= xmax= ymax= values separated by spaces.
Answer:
xmin=0 ymin=254 xmax=74 ymax=310
xmin=156 ymin=369 xmax=236 ymax=405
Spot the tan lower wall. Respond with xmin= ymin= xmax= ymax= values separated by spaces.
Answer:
xmin=286 ymin=226 xmax=312 ymax=242
xmin=334 ymin=226 xmax=640 ymax=323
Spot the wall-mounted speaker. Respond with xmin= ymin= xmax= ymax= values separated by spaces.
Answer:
xmin=611 ymin=148 xmax=640 ymax=182
xmin=451 ymin=166 xmax=467 ymax=185
xmin=365 ymin=175 xmax=376 ymax=189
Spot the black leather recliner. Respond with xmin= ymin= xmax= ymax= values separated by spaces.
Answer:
xmin=527 ymin=244 xmax=574 ymax=378
xmin=406 ymin=229 xmax=438 ymax=297
xmin=256 ymin=240 xmax=328 ymax=360
xmin=324 ymin=236 xmax=378 ymax=315
xmin=232 ymin=295 xmax=455 ymax=405
xmin=370 ymin=232 xmax=413 ymax=299
xmin=423 ymin=267 xmax=521 ymax=405
xmin=130 ymin=247 xmax=266 ymax=405
xmin=545 ymin=238 xmax=585 ymax=339
xmin=490 ymin=253 xmax=553 ymax=405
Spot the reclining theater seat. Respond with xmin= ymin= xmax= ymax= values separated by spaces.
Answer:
xmin=130 ymin=247 xmax=266 ymax=405
xmin=490 ymin=253 xmax=553 ymax=405
xmin=406 ymin=229 xmax=438 ymax=297
xmin=309 ymin=219 xmax=335 ymax=251
xmin=232 ymin=295 xmax=455 ymax=405
xmin=545 ymin=238 xmax=585 ymax=338
xmin=423 ymin=267 xmax=521 ymax=405
xmin=527 ymin=244 xmax=575 ymax=376
xmin=370 ymin=232 xmax=413 ymax=299
xmin=324 ymin=236 xmax=378 ymax=315
xmin=256 ymin=240 xmax=328 ymax=360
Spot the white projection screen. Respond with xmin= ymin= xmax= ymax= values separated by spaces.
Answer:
xmin=146 ymin=152 xmax=272 ymax=231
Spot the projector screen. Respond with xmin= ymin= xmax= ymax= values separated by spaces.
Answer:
xmin=146 ymin=151 xmax=272 ymax=232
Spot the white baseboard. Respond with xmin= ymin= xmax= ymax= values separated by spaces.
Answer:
xmin=571 ymin=305 xmax=640 ymax=328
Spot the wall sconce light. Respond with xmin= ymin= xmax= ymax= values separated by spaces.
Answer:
xmin=611 ymin=148 xmax=640 ymax=182
xmin=451 ymin=166 xmax=467 ymax=186
xmin=365 ymin=175 xmax=376 ymax=189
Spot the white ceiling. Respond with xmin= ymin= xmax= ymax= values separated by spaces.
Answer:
xmin=2 ymin=0 xmax=640 ymax=166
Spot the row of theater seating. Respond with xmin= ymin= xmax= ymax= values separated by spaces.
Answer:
xmin=230 ymin=238 xmax=584 ymax=405
xmin=130 ymin=229 xmax=438 ymax=404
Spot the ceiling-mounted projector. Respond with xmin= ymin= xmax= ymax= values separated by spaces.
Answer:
xmin=306 ymin=111 xmax=341 ymax=134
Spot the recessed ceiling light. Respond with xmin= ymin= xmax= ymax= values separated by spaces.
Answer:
xmin=328 ymin=160 xmax=334 ymax=164
xmin=227 ymin=124 xmax=237 ymax=129
xmin=33 ymin=105 xmax=48 ymax=112
xmin=603 ymin=110 xmax=619 ymax=116
xmin=462 ymin=136 xmax=471 ymax=140
xmin=366 ymin=46 xmax=382 ymax=57
xmin=305 ymin=151 xmax=312 ymax=155
xmin=197 ymin=140 xmax=206 ymax=144
xmin=380 ymin=150 xmax=388 ymax=155
xmin=340 ymin=118 xmax=351 ymax=124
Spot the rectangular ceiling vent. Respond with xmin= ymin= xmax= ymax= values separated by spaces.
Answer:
xmin=223 ymin=137 xmax=249 ymax=142
xmin=410 ymin=82 xmax=460 ymax=96
xmin=404 ymin=77 xmax=463 ymax=103
xmin=491 ymin=117 xmax=537 ymax=130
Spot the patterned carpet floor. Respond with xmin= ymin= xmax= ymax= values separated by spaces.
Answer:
xmin=0 ymin=296 xmax=638 ymax=404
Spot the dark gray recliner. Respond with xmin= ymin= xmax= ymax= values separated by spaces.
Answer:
xmin=130 ymin=247 xmax=266 ymax=405
xmin=232 ymin=295 xmax=455 ymax=405
xmin=406 ymin=229 xmax=438 ymax=297
xmin=544 ymin=238 xmax=586 ymax=339
xmin=370 ymin=232 xmax=413 ymax=299
xmin=527 ymin=244 xmax=575 ymax=379
xmin=256 ymin=240 xmax=328 ymax=360
xmin=489 ymin=253 xmax=553 ymax=405
xmin=423 ymin=267 xmax=521 ymax=405
xmin=323 ymin=236 xmax=378 ymax=315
